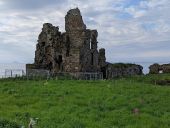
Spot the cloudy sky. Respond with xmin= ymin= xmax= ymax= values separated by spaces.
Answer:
xmin=0 ymin=0 xmax=170 ymax=64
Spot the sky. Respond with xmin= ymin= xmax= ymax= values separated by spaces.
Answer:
xmin=0 ymin=0 xmax=170 ymax=64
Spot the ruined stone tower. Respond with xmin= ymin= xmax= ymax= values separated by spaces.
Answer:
xmin=32 ymin=8 xmax=106 ymax=73
xmin=27 ymin=8 xmax=144 ymax=78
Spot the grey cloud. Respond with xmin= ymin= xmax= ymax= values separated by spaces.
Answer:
xmin=2 ymin=0 xmax=68 ymax=10
xmin=104 ymin=40 xmax=170 ymax=62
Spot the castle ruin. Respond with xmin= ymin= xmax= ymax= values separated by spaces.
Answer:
xmin=27 ymin=8 xmax=143 ymax=79
xmin=149 ymin=63 xmax=170 ymax=74
xmin=27 ymin=8 xmax=105 ymax=74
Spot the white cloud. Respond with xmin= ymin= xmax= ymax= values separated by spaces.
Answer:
xmin=0 ymin=1 xmax=3 ymax=5
xmin=0 ymin=0 xmax=170 ymax=63
xmin=125 ymin=6 xmax=146 ymax=18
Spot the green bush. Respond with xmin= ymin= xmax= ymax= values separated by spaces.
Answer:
xmin=0 ymin=119 xmax=20 ymax=128
xmin=111 ymin=63 xmax=137 ymax=68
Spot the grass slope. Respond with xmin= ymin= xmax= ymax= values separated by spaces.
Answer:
xmin=0 ymin=74 xmax=170 ymax=128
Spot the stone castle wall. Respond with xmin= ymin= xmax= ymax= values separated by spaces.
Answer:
xmin=27 ymin=8 xmax=143 ymax=79
xmin=31 ymin=8 xmax=104 ymax=73
xmin=149 ymin=63 xmax=170 ymax=74
xmin=102 ymin=63 xmax=143 ymax=79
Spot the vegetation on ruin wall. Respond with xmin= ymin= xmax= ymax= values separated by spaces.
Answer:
xmin=0 ymin=74 xmax=170 ymax=128
xmin=111 ymin=63 xmax=140 ymax=68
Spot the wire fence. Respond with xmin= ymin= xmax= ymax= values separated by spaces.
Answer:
xmin=26 ymin=69 xmax=103 ymax=80
xmin=0 ymin=63 xmax=26 ymax=78
xmin=51 ymin=72 xmax=103 ymax=80
xmin=0 ymin=67 xmax=103 ymax=80
xmin=4 ymin=69 xmax=25 ymax=78
xmin=0 ymin=62 xmax=169 ymax=80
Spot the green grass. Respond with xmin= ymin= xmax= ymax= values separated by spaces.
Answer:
xmin=0 ymin=74 xmax=170 ymax=128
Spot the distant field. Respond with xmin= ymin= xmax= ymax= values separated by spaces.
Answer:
xmin=0 ymin=74 xmax=170 ymax=128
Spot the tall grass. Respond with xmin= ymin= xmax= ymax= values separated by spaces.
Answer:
xmin=0 ymin=74 xmax=170 ymax=128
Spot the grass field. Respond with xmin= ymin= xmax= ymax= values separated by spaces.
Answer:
xmin=0 ymin=74 xmax=170 ymax=128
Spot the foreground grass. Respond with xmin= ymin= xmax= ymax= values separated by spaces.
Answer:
xmin=0 ymin=75 xmax=170 ymax=128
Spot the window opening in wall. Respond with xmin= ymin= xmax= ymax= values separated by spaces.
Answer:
xmin=49 ymin=62 xmax=53 ymax=71
xmin=66 ymin=36 xmax=70 ymax=57
xmin=58 ymin=55 xmax=63 ymax=71
xmin=159 ymin=70 xmax=163 ymax=74
xmin=42 ymin=42 xmax=45 ymax=47
xmin=91 ymin=53 xmax=94 ymax=65
xmin=90 ymin=39 xmax=92 ymax=49
xmin=59 ymin=55 xmax=62 ymax=63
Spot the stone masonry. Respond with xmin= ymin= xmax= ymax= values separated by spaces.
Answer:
xmin=27 ymin=8 xmax=143 ymax=79
xmin=31 ymin=8 xmax=104 ymax=73
xmin=149 ymin=63 xmax=170 ymax=74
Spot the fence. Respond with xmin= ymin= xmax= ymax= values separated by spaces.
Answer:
xmin=27 ymin=69 xmax=103 ymax=80
xmin=0 ymin=68 xmax=103 ymax=80
xmin=52 ymin=72 xmax=103 ymax=80
xmin=0 ymin=63 xmax=26 ymax=78
xmin=5 ymin=69 xmax=25 ymax=78
xmin=0 ymin=69 xmax=25 ymax=78
xmin=26 ymin=69 xmax=50 ymax=79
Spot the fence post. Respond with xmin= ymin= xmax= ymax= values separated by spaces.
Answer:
xmin=22 ymin=70 xmax=24 ymax=77
xmin=11 ymin=70 xmax=12 ymax=77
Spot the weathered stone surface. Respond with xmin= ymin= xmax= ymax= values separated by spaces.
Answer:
xmin=65 ymin=8 xmax=86 ymax=32
xmin=149 ymin=63 xmax=170 ymax=74
xmin=104 ymin=63 xmax=143 ymax=79
xmin=149 ymin=63 xmax=160 ymax=74
xmin=34 ymin=23 xmax=63 ymax=73
xmin=30 ymin=8 xmax=104 ymax=73
xmin=161 ymin=64 xmax=170 ymax=73
xmin=98 ymin=48 xmax=106 ymax=68
xmin=27 ymin=8 xmax=143 ymax=79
